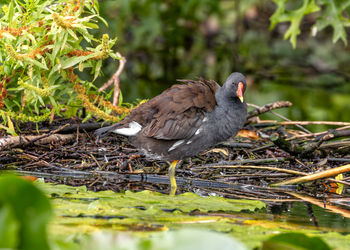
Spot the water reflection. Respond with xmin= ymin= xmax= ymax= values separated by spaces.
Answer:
xmin=268 ymin=201 xmax=350 ymax=232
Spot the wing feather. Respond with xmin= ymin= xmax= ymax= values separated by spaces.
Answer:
xmin=131 ymin=79 xmax=219 ymax=140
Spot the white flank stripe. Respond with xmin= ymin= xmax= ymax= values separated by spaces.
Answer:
xmin=113 ymin=121 xmax=142 ymax=136
xmin=195 ymin=128 xmax=202 ymax=135
xmin=186 ymin=140 xmax=192 ymax=145
xmin=168 ymin=140 xmax=185 ymax=152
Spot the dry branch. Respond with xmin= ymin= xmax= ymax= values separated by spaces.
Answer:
xmin=246 ymin=101 xmax=292 ymax=119
xmin=196 ymin=164 xmax=305 ymax=176
xmin=271 ymin=164 xmax=350 ymax=186
xmin=98 ymin=52 xmax=126 ymax=106
xmin=287 ymin=125 xmax=350 ymax=140
xmin=33 ymin=122 xmax=105 ymax=134
xmin=194 ymin=157 xmax=286 ymax=167
xmin=280 ymin=121 xmax=350 ymax=126
xmin=271 ymin=127 xmax=350 ymax=156
xmin=0 ymin=134 xmax=75 ymax=150
xmin=28 ymin=123 xmax=70 ymax=144
xmin=248 ymin=102 xmax=311 ymax=133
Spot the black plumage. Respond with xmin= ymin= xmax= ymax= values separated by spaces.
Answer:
xmin=96 ymin=72 xmax=247 ymax=194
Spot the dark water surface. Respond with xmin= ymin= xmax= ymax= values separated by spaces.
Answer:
xmin=267 ymin=201 xmax=350 ymax=233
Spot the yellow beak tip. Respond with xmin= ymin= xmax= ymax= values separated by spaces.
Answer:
xmin=239 ymin=96 xmax=244 ymax=103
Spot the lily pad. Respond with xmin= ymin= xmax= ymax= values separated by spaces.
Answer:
xmin=83 ymin=229 xmax=247 ymax=250
xmin=37 ymin=182 xmax=265 ymax=214
xmin=262 ymin=232 xmax=331 ymax=250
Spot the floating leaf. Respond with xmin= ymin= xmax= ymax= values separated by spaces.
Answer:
xmin=84 ymin=229 xmax=246 ymax=250
xmin=262 ymin=232 xmax=331 ymax=250
xmin=37 ymin=183 xmax=265 ymax=214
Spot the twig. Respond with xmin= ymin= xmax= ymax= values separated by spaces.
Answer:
xmin=271 ymin=164 xmax=350 ymax=186
xmin=49 ymin=122 xmax=106 ymax=134
xmin=327 ymin=157 xmax=350 ymax=163
xmin=271 ymin=127 xmax=350 ymax=156
xmin=280 ymin=121 xmax=350 ymax=126
xmin=203 ymin=159 xmax=350 ymax=187
xmin=98 ymin=52 xmax=126 ymax=106
xmin=271 ymin=110 xmax=312 ymax=134
xmin=193 ymin=157 xmax=286 ymax=169
xmin=195 ymin=164 xmax=305 ymax=176
xmin=246 ymin=101 xmax=292 ymax=119
xmin=90 ymin=153 xmax=102 ymax=169
xmin=287 ymin=125 xmax=350 ymax=141
xmin=316 ymin=129 xmax=350 ymax=142
xmin=248 ymin=102 xmax=311 ymax=134
xmin=250 ymin=143 xmax=274 ymax=152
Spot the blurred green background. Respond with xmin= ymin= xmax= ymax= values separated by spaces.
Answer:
xmin=92 ymin=0 xmax=350 ymax=123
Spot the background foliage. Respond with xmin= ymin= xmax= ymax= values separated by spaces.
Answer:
xmin=0 ymin=0 xmax=349 ymax=132
xmin=0 ymin=0 xmax=127 ymax=134
xmin=96 ymin=0 xmax=350 ymax=124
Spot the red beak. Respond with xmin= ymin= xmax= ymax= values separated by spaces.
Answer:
xmin=237 ymin=82 xmax=244 ymax=103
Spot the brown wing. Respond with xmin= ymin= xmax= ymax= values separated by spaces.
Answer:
xmin=124 ymin=78 xmax=219 ymax=140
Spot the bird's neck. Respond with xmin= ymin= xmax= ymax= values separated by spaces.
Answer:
xmin=215 ymin=88 xmax=241 ymax=108
xmin=209 ymin=97 xmax=247 ymax=142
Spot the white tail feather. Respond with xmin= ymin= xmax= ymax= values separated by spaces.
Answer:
xmin=113 ymin=121 xmax=142 ymax=136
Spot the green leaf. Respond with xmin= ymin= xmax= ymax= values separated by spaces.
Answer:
xmin=315 ymin=0 xmax=350 ymax=45
xmin=0 ymin=204 xmax=19 ymax=249
xmin=85 ymin=22 xmax=99 ymax=29
xmin=37 ymin=183 xmax=266 ymax=213
xmin=0 ymin=176 xmax=52 ymax=250
xmin=61 ymin=52 xmax=100 ymax=69
xmin=67 ymin=28 xmax=79 ymax=40
xmin=96 ymin=15 xmax=108 ymax=27
xmin=25 ymin=58 xmax=48 ymax=70
xmin=82 ymin=113 xmax=92 ymax=123
xmin=262 ymin=233 xmax=331 ymax=250
xmin=37 ymin=95 xmax=45 ymax=106
xmin=49 ymin=96 xmax=59 ymax=111
xmin=26 ymin=33 xmax=37 ymax=46
xmin=93 ymin=59 xmax=102 ymax=81
xmin=8 ymin=0 xmax=14 ymax=27
xmin=1 ymin=32 xmax=16 ymax=40
xmin=0 ymin=124 xmax=18 ymax=136
xmin=60 ymin=32 xmax=69 ymax=53
xmin=270 ymin=0 xmax=320 ymax=48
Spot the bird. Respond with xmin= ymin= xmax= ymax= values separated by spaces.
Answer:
xmin=95 ymin=72 xmax=247 ymax=195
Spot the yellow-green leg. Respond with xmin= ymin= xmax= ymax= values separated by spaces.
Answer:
xmin=168 ymin=160 xmax=180 ymax=196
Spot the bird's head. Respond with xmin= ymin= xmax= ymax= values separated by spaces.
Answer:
xmin=221 ymin=72 xmax=247 ymax=103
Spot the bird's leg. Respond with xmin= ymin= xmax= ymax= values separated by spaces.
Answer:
xmin=168 ymin=160 xmax=181 ymax=196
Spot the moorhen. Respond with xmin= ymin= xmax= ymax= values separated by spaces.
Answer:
xmin=95 ymin=72 xmax=247 ymax=195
